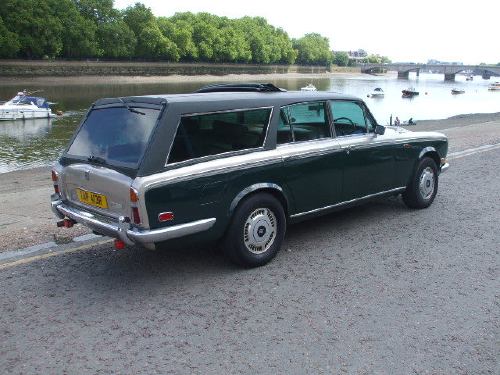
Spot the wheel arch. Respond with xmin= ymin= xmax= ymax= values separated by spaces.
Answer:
xmin=419 ymin=146 xmax=441 ymax=169
xmin=228 ymin=183 xmax=289 ymax=219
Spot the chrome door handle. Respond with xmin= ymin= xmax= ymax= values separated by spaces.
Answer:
xmin=345 ymin=146 xmax=352 ymax=155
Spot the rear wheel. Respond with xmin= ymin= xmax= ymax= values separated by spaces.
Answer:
xmin=223 ymin=193 xmax=286 ymax=267
xmin=402 ymin=157 xmax=438 ymax=209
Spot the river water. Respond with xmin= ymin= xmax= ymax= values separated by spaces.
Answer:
xmin=0 ymin=72 xmax=498 ymax=173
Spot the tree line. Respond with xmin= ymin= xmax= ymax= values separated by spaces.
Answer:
xmin=0 ymin=0 xmax=389 ymax=66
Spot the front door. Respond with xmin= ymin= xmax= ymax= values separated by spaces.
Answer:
xmin=330 ymin=100 xmax=395 ymax=201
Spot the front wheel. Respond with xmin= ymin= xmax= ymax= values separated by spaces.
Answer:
xmin=402 ymin=157 xmax=439 ymax=209
xmin=223 ymin=193 xmax=286 ymax=268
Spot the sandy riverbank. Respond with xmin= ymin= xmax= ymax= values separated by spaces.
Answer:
xmin=0 ymin=111 xmax=499 ymax=252
xmin=0 ymin=71 xmax=363 ymax=86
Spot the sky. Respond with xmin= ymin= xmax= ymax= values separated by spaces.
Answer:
xmin=114 ymin=0 xmax=500 ymax=65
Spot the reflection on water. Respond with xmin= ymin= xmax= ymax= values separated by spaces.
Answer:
xmin=0 ymin=118 xmax=53 ymax=140
xmin=0 ymin=73 xmax=499 ymax=173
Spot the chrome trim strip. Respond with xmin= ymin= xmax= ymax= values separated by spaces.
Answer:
xmin=52 ymin=200 xmax=216 ymax=245
xmin=178 ymin=106 xmax=274 ymax=118
xmin=138 ymin=131 xmax=447 ymax=194
xmin=419 ymin=146 xmax=437 ymax=159
xmin=290 ymin=187 xmax=406 ymax=219
xmin=135 ymin=148 xmax=284 ymax=192
xmin=128 ymin=218 xmax=216 ymax=244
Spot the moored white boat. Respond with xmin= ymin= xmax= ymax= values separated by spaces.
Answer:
xmin=0 ymin=91 xmax=56 ymax=120
xmin=300 ymin=83 xmax=317 ymax=91
xmin=488 ymin=82 xmax=500 ymax=91
xmin=402 ymin=87 xmax=419 ymax=98
xmin=370 ymin=87 xmax=384 ymax=97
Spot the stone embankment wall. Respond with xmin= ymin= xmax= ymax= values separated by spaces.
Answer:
xmin=0 ymin=60 xmax=350 ymax=77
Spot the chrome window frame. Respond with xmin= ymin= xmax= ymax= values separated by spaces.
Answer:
xmin=164 ymin=106 xmax=274 ymax=168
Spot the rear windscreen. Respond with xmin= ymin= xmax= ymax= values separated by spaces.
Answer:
xmin=66 ymin=106 xmax=160 ymax=168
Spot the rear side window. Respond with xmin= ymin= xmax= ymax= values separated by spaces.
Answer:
xmin=66 ymin=106 xmax=160 ymax=168
xmin=168 ymin=108 xmax=272 ymax=164
xmin=279 ymin=102 xmax=331 ymax=143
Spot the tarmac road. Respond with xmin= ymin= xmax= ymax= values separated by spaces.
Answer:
xmin=1 ymin=147 xmax=499 ymax=374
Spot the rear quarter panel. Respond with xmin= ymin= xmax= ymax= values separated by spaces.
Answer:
xmin=138 ymin=150 xmax=289 ymax=244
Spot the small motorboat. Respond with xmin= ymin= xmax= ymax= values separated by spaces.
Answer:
xmin=451 ymin=88 xmax=465 ymax=95
xmin=402 ymin=87 xmax=419 ymax=98
xmin=300 ymin=83 xmax=317 ymax=92
xmin=488 ymin=82 xmax=500 ymax=91
xmin=370 ymin=87 xmax=384 ymax=98
xmin=0 ymin=90 xmax=56 ymax=120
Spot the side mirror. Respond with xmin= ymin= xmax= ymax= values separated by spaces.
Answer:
xmin=374 ymin=125 xmax=385 ymax=135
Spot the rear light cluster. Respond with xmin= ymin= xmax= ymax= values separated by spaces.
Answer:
xmin=51 ymin=170 xmax=60 ymax=194
xmin=130 ymin=187 xmax=141 ymax=225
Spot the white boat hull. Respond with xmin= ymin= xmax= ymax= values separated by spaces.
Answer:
xmin=0 ymin=108 xmax=55 ymax=120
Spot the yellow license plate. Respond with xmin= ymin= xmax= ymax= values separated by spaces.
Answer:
xmin=76 ymin=188 xmax=108 ymax=209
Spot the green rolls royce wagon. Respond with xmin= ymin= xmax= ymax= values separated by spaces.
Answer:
xmin=51 ymin=83 xmax=449 ymax=267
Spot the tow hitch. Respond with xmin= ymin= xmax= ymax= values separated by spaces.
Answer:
xmin=57 ymin=218 xmax=77 ymax=228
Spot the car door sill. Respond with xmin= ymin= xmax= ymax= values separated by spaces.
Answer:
xmin=290 ymin=187 xmax=406 ymax=220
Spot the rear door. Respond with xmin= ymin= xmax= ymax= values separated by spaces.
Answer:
xmin=278 ymin=102 xmax=343 ymax=215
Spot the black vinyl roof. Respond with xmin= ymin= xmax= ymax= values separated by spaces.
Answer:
xmin=94 ymin=89 xmax=361 ymax=108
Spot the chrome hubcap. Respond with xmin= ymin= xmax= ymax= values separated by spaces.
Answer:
xmin=243 ymin=208 xmax=277 ymax=254
xmin=419 ymin=167 xmax=435 ymax=200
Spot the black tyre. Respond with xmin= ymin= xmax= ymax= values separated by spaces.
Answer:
xmin=402 ymin=157 xmax=439 ymax=209
xmin=223 ymin=193 xmax=286 ymax=267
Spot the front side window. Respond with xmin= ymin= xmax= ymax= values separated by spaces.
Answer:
xmin=280 ymin=102 xmax=331 ymax=143
xmin=330 ymin=100 xmax=373 ymax=136
xmin=168 ymin=108 xmax=271 ymax=164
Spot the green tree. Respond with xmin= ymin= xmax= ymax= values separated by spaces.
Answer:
xmin=294 ymin=33 xmax=332 ymax=65
xmin=72 ymin=0 xmax=117 ymax=24
xmin=333 ymin=51 xmax=349 ymax=66
xmin=367 ymin=54 xmax=382 ymax=63
xmin=158 ymin=16 xmax=198 ymax=61
xmin=0 ymin=0 xmax=63 ymax=58
xmin=136 ymin=21 xmax=179 ymax=60
xmin=97 ymin=19 xmax=136 ymax=58
xmin=123 ymin=3 xmax=155 ymax=38
xmin=52 ymin=0 xmax=100 ymax=58
xmin=191 ymin=16 xmax=218 ymax=61
xmin=380 ymin=55 xmax=391 ymax=64
xmin=0 ymin=16 xmax=20 ymax=58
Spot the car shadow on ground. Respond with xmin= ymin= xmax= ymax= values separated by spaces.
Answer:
xmin=8 ymin=196 xmax=411 ymax=303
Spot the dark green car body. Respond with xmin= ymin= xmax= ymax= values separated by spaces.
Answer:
xmin=51 ymin=89 xmax=448 ymax=252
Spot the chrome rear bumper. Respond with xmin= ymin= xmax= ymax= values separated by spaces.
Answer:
xmin=440 ymin=162 xmax=450 ymax=173
xmin=51 ymin=195 xmax=216 ymax=247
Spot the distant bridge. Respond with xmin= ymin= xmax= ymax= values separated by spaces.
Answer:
xmin=360 ymin=63 xmax=500 ymax=81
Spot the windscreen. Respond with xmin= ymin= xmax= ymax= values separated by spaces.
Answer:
xmin=66 ymin=106 xmax=160 ymax=168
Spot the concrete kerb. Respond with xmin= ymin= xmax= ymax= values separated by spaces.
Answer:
xmin=0 ymin=234 xmax=111 ymax=268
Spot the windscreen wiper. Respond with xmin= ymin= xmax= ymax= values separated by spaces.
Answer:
xmin=118 ymin=98 xmax=145 ymax=115
xmin=88 ymin=155 xmax=107 ymax=165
